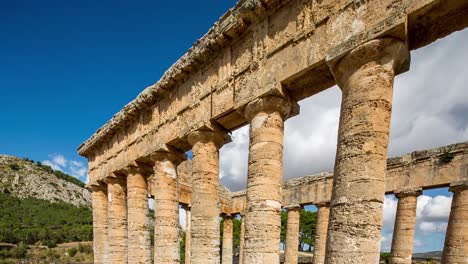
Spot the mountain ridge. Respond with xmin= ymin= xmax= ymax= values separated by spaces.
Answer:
xmin=0 ymin=154 xmax=91 ymax=207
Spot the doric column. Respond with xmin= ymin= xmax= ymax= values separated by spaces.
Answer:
xmin=284 ymin=205 xmax=301 ymax=264
xmin=312 ymin=202 xmax=330 ymax=264
xmin=151 ymin=146 xmax=186 ymax=264
xmin=106 ymin=176 xmax=128 ymax=264
xmin=90 ymin=184 xmax=108 ymax=264
xmin=242 ymin=96 xmax=296 ymax=264
xmin=390 ymin=188 xmax=422 ymax=264
xmin=442 ymin=181 xmax=468 ymax=263
xmin=183 ymin=205 xmax=192 ymax=264
xmin=123 ymin=165 xmax=151 ymax=264
xmin=239 ymin=214 xmax=245 ymax=264
xmin=188 ymin=129 xmax=229 ymax=264
xmin=222 ymin=215 xmax=233 ymax=264
xmin=325 ymin=38 xmax=410 ymax=263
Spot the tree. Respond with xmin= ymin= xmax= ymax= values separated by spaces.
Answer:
xmin=280 ymin=209 xmax=317 ymax=252
xmin=299 ymin=210 xmax=317 ymax=252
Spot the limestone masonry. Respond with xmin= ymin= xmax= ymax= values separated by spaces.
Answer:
xmin=78 ymin=0 xmax=468 ymax=263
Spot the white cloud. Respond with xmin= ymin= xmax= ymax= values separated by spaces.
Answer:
xmin=42 ymin=154 xmax=88 ymax=182
xmin=380 ymin=233 xmax=392 ymax=252
xmin=52 ymin=154 xmax=67 ymax=167
xmin=42 ymin=160 xmax=62 ymax=171
xmin=416 ymin=195 xmax=452 ymax=234
xmin=382 ymin=195 xmax=398 ymax=233
xmin=180 ymin=207 xmax=187 ymax=230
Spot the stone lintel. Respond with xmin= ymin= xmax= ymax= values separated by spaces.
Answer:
xmin=283 ymin=204 xmax=301 ymax=211
xmin=315 ymin=201 xmax=330 ymax=208
xmin=449 ymin=180 xmax=468 ymax=193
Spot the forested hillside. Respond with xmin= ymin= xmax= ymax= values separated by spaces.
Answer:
xmin=0 ymin=192 xmax=92 ymax=246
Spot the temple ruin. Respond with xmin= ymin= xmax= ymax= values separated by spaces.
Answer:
xmin=78 ymin=0 xmax=468 ymax=263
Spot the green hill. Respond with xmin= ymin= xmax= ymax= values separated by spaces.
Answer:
xmin=0 ymin=192 xmax=92 ymax=246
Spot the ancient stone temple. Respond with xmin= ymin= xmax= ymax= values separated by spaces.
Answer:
xmin=79 ymin=0 xmax=468 ymax=263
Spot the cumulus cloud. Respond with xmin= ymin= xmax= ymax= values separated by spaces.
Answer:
xmin=42 ymin=153 xmax=88 ymax=182
xmin=416 ymin=195 xmax=452 ymax=234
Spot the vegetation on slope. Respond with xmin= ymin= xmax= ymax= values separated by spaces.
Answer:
xmin=21 ymin=157 xmax=85 ymax=188
xmin=0 ymin=192 xmax=92 ymax=246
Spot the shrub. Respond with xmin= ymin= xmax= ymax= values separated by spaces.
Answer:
xmin=68 ymin=247 xmax=78 ymax=257
xmin=78 ymin=243 xmax=92 ymax=254
xmin=8 ymin=164 xmax=20 ymax=171
xmin=47 ymin=240 xmax=57 ymax=248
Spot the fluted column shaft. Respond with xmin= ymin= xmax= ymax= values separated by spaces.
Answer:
xmin=442 ymin=181 xmax=468 ymax=263
xmin=284 ymin=206 xmax=301 ymax=264
xmin=239 ymin=215 xmax=245 ymax=264
xmin=91 ymin=185 xmax=108 ymax=264
xmin=106 ymin=177 xmax=128 ymax=264
xmin=222 ymin=216 xmax=233 ymax=264
xmin=152 ymin=149 xmax=185 ymax=264
xmin=390 ymin=189 xmax=421 ymax=264
xmin=312 ymin=203 xmax=330 ymax=264
xmin=126 ymin=167 xmax=151 ymax=264
xmin=325 ymin=38 xmax=410 ymax=263
xmin=243 ymin=96 xmax=294 ymax=264
xmin=188 ymin=130 xmax=227 ymax=264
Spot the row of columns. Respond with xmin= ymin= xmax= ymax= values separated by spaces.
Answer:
xmin=89 ymin=37 xmax=467 ymax=264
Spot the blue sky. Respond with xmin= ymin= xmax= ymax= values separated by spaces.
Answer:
xmin=1 ymin=0 xmax=467 ymax=253
xmin=0 ymin=0 xmax=236 ymax=179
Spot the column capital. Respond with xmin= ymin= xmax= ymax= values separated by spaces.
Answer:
xmin=328 ymin=38 xmax=410 ymax=88
xmin=394 ymin=187 xmax=422 ymax=199
xmin=243 ymin=95 xmax=299 ymax=122
xmin=182 ymin=204 xmax=192 ymax=211
xmin=102 ymin=175 xmax=126 ymax=185
xmin=115 ymin=162 xmax=152 ymax=177
xmin=87 ymin=183 xmax=107 ymax=192
xmin=187 ymin=128 xmax=230 ymax=149
xmin=449 ymin=180 xmax=468 ymax=193
xmin=284 ymin=204 xmax=301 ymax=211
xmin=150 ymin=145 xmax=187 ymax=166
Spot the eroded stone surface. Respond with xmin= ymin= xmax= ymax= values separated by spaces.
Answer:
xmin=243 ymin=96 xmax=293 ymax=264
xmin=312 ymin=203 xmax=330 ymax=264
xmin=390 ymin=188 xmax=422 ymax=264
xmin=188 ymin=130 xmax=226 ymax=264
xmin=105 ymin=177 xmax=127 ymax=264
xmin=325 ymin=38 xmax=409 ymax=264
xmin=90 ymin=185 xmax=108 ymax=264
xmin=442 ymin=181 xmax=468 ymax=264
xmin=126 ymin=167 xmax=151 ymax=264
xmin=222 ymin=216 xmax=233 ymax=264
xmin=284 ymin=206 xmax=300 ymax=264
xmin=152 ymin=150 xmax=185 ymax=264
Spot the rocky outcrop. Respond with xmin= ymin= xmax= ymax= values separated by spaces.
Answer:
xmin=0 ymin=155 xmax=91 ymax=207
